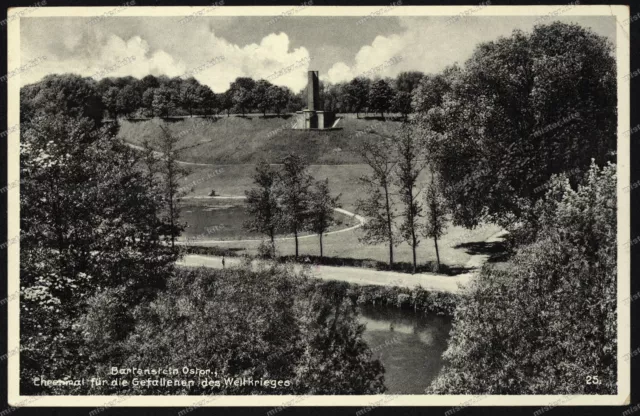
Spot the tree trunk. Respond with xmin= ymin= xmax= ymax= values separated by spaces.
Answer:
xmin=294 ymin=229 xmax=299 ymax=258
xmin=411 ymin=237 xmax=417 ymax=274
xmin=169 ymin=192 xmax=175 ymax=249
xmin=383 ymin=184 xmax=394 ymax=266
xmin=409 ymin=190 xmax=416 ymax=274
xmin=434 ymin=235 xmax=440 ymax=271
xmin=270 ymin=229 xmax=276 ymax=258
xmin=319 ymin=233 xmax=323 ymax=258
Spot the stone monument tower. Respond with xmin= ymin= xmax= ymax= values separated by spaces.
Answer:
xmin=293 ymin=70 xmax=337 ymax=130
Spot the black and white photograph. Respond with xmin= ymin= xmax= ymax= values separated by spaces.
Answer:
xmin=4 ymin=3 xmax=632 ymax=408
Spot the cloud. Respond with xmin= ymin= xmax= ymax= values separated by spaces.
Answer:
xmin=323 ymin=15 xmax=617 ymax=85
xmin=20 ymin=23 xmax=311 ymax=92
xmin=20 ymin=34 xmax=187 ymax=85
xmin=323 ymin=19 xmax=463 ymax=84
xmin=19 ymin=15 xmax=615 ymax=90
xmin=182 ymin=29 xmax=310 ymax=92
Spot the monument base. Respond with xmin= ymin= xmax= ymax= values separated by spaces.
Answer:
xmin=293 ymin=110 xmax=337 ymax=130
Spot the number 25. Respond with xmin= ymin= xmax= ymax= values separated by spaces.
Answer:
xmin=586 ymin=376 xmax=600 ymax=385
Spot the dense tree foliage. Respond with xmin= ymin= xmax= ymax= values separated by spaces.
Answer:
xmin=429 ymin=162 xmax=617 ymax=394
xmin=20 ymin=75 xmax=179 ymax=392
xmin=26 ymin=68 xmax=427 ymax=120
xmin=21 ymin=74 xmax=105 ymax=124
xmin=51 ymin=266 xmax=386 ymax=395
xmin=368 ymin=79 xmax=394 ymax=117
xmin=414 ymin=22 xmax=616 ymax=229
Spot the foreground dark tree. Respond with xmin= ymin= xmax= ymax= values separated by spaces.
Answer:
xmin=429 ymin=162 xmax=616 ymax=394
xmin=415 ymin=23 xmax=616 ymax=229
xmin=20 ymin=76 xmax=179 ymax=393
xmin=73 ymin=266 xmax=386 ymax=395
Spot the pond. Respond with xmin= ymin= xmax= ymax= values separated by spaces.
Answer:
xmin=179 ymin=200 xmax=358 ymax=241
xmin=357 ymin=304 xmax=452 ymax=394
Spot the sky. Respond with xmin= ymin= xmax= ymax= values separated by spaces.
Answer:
xmin=19 ymin=14 xmax=616 ymax=93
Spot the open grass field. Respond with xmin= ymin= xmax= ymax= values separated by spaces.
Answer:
xmin=121 ymin=115 xmax=503 ymax=271
xmin=179 ymin=163 xmax=374 ymax=212
xmin=182 ymin=218 xmax=501 ymax=271
xmin=178 ymin=198 xmax=360 ymax=241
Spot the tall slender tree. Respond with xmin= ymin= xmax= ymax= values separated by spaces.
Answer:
xmin=244 ymin=160 xmax=283 ymax=257
xmin=307 ymin=179 xmax=340 ymax=258
xmin=395 ymin=123 xmax=427 ymax=273
xmin=355 ymin=136 xmax=398 ymax=266
xmin=157 ymin=125 xmax=189 ymax=248
xmin=423 ymin=171 xmax=448 ymax=270
xmin=279 ymin=153 xmax=312 ymax=258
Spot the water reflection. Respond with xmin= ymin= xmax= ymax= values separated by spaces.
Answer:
xmin=358 ymin=304 xmax=452 ymax=394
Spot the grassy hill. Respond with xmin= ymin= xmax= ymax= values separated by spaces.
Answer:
xmin=117 ymin=114 xmax=403 ymax=165
xmin=117 ymin=114 xmax=503 ymax=270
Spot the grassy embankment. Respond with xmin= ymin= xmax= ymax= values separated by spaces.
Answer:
xmin=120 ymin=115 xmax=502 ymax=270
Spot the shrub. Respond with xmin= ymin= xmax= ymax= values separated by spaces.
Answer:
xmin=41 ymin=264 xmax=386 ymax=395
xmin=429 ymin=162 xmax=617 ymax=394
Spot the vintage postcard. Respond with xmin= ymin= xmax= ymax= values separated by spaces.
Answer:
xmin=4 ymin=3 xmax=631 ymax=409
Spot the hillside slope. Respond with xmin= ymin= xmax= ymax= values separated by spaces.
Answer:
xmin=117 ymin=115 xmax=403 ymax=165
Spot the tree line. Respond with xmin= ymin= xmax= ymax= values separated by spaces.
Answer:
xmin=355 ymin=123 xmax=448 ymax=274
xmin=244 ymin=156 xmax=339 ymax=259
xmin=27 ymin=69 xmax=427 ymax=121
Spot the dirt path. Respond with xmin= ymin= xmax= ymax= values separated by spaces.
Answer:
xmin=177 ymin=254 xmax=473 ymax=293
xmin=177 ymin=230 xmax=507 ymax=293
